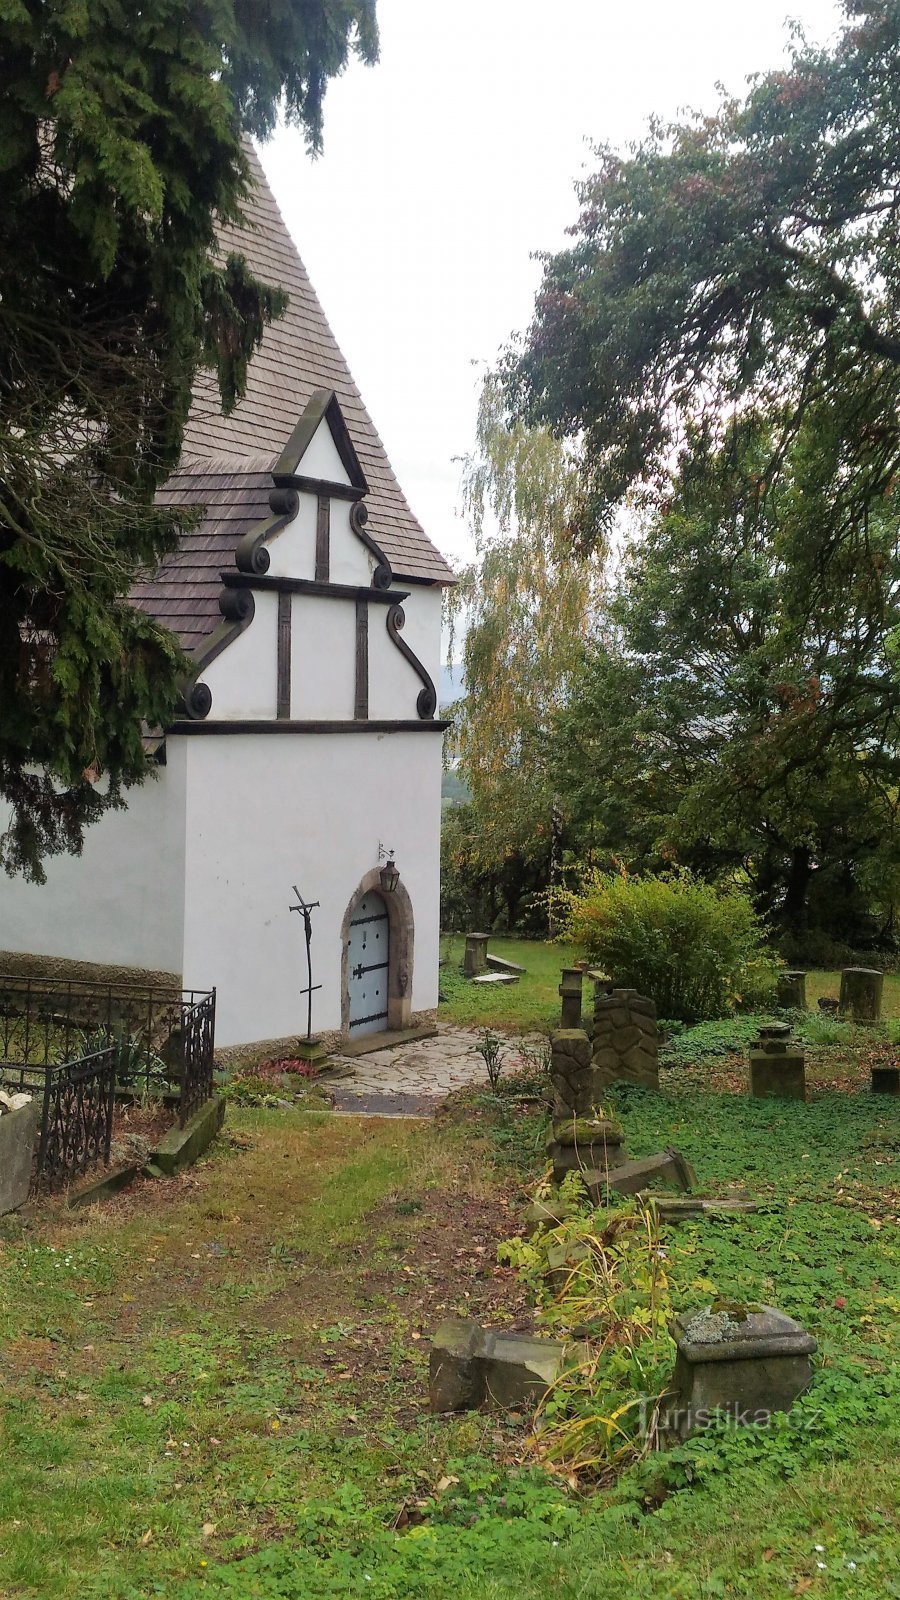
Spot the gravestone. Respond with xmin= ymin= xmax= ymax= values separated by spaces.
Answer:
xmin=871 ymin=1064 xmax=900 ymax=1095
xmin=748 ymin=1023 xmax=806 ymax=1101
xmin=559 ymin=967 xmax=584 ymax=1029
xmin=839 ymin=967 xmax=883 ymax=1022
xmin=463 ymin=933 xmax=490 ymax=978
xmin=776 ymin=970 xmax=806 ymax=1009
xmin=662 ymin=1305 xmax=817 ymax=1441
xmin=0 ymin=1100 xmax=39 ymax=1215
xmin=547 ymin=1027 xmax=627 ymax=1181
xmin=592 ymin=986 xmax=659 ymax=1090
xmin=429 ymin=1319 xmax=583 ymax=1413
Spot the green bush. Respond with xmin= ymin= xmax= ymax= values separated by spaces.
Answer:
xmin=558 ymin=870 xmax=777 ymax=1022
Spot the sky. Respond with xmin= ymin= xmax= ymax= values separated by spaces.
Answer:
xmin=258 ymin=0 xmax=844 ymax=577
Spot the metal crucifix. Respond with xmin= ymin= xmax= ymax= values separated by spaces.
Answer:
xmin=289 ymin=884 xmax=322 ymax=1041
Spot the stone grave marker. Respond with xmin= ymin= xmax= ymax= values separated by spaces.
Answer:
xmin=592 ymin=986 xmax=659 ymax=1090
xmin=662 ymin=1304 xmax=817 ymax=1441
xmin=748 ymin=1023 xmax=806 ymax=1101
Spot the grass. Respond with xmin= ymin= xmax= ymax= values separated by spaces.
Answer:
xmin=807 ymin=968 xmax=900 ymax=1016
xmin=2 ymin=963 xmax=900 ymax=1599
xmin=439 ymin=935 xmax=583 ymax=1033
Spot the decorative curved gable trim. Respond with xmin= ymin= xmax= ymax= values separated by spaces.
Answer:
xmin=350 ymin=501 xmax=393 ymax=591
xmin=234 ymin=487 xmax=300 ymax=575
xmin=386 ymin=603 xmax=438 ymax=720
xmin=178 ymin=590 xmax=257 ymax=720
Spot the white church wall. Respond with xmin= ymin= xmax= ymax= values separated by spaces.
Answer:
xmin=179 ymin=729 xmax=442 ymax=1046
xmin=367 ymin=586 xmax=442 ymax=721
xmin=265 ymin=493 xmax=316 ymax=581
xmin=295 ymin=417 xmax=352 ymax=485
xmin=200 ymin=590 xmax=279 ymax=720
xmin=290 ymin=595 xmax=357 ymax=718
xmin=0 ymin=745 xmax=188 ymax=976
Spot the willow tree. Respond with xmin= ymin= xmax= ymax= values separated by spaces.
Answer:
xmin=0 ymin=0 xmax=378 ymax=880
xmin=445 ymin=375 xmax=605 ymax=922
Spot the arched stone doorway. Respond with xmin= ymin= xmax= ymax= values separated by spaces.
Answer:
xmin=340 ymin=869 xmax=415 ymax=1039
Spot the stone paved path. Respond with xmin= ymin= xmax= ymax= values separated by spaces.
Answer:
xmin=323 ymin=1025 xmax=498 ymax=1116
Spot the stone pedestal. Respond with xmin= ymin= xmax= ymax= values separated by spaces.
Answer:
xmin=839 ymin=967 xmax=883 ymax=1022
xmin=748 ymin=1025 xmax=806 ymax=1100
xmin=559 ymin=967 xmax=584 ymax=1029
xmin=776 ymin=970 xmax=807 ymax=1009
xmin=663 ymin=1305 xmax=817 ymax=1441
xmin=592 ymin=987 xmax=659 ymax=1090
xmin=872 ymin=1064 xmax=900 ymax=1095
xmin=463 ymin=933 xmax=490 ymax=978
xmin=0 ymin=1101 xmax=39 ymax=1215
xmin=548 ymin=1117 xmax=626 ymax=1185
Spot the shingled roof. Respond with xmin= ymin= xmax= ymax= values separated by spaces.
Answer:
xmin=134 ymin=142 xmax=453 ymax=654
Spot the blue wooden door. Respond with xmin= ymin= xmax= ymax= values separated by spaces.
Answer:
xmin=347 ymin=891 xmax=390 ymax=1036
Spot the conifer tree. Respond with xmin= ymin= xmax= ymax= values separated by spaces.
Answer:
xmin=0 ymin=0 xmax=378 ymax=878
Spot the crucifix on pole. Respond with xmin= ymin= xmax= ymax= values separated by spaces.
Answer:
xmin=289 ymin=884 xmax=322 ymax=1048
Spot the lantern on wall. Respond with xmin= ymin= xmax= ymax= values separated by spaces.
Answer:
xmin=378 ymin=843 xmax=400 ymax=894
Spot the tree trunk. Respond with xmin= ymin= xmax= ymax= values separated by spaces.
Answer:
xmin=783 ymin=845 xmax=812 ymax=933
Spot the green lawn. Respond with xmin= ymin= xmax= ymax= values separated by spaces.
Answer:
xmin=438 ymin=937 xmax=900 ymax=1031
xmin=1 ymin=1031 xmax=899 ymax=1599
xmin=439 ymin=935 xmax=583 ymax=1033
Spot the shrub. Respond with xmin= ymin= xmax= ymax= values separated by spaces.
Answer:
xmin=557 ymin=870 xmax=777 ymax=1022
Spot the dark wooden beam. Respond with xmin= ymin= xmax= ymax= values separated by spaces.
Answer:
xmin=272 ymin=473 xmax=364 ymax=503
xmin=315 ymin=495 xmax=330 ymax=583
xmin=354 ymin=597 xmax=369 ymax=719
xmin=277 ymin=591 xmax=291 ymax=719
xmin=220 ymin=573 xmax=410 ymax=606
xmin=168 ymin=718 xmax=451 ymax=736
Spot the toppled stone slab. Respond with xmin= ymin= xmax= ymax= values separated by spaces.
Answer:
xmin=647 ymin=1194 xmax=760 ymax=1223
xmin=486 ymin=953 xmax=527 ymax=975
xmin=471 ymin=972 xmax=519 ymax=986
xmin=583 ymin=1148 xmax=696 ymax=1203
xmin=430 ymin=1318 xmax=582 ymax=1413
xmin=662 ymin=1304 xmax=817 ymax=1441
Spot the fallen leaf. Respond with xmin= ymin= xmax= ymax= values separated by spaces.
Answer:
xmin=202 ymin=1523 xmax=216 ymax=1538
xmin=436 ymin=1475 xmax=460 ymax=1493
xmin=140 ymin=1529 xmax=153 ymax=1546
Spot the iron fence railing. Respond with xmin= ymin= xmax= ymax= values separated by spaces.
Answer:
xmin=1 ymin=1047 xmax=116 ymax=1189
xmin=0 ymin=975 xmax=216 ymax=1189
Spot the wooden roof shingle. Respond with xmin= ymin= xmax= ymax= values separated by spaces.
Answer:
xmin=134 ymin=142 xmax=453 ymax=653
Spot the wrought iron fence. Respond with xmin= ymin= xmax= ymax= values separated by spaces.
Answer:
xmin=0 ymin=975 xmax=216 ymax=1188
xmin=1 ymin=1048 xmax=117 ymax=1188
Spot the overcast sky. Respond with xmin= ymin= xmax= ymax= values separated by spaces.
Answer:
xmin=258 ymin=0 xmax=844 ymax=575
